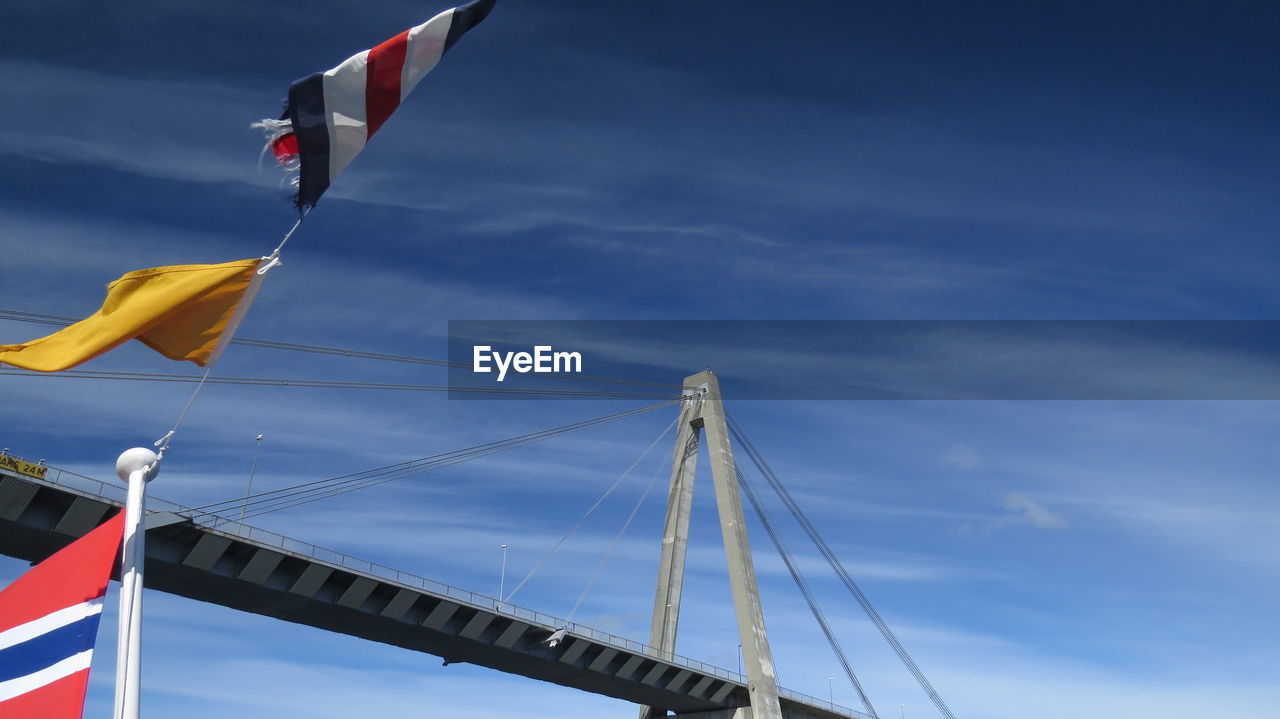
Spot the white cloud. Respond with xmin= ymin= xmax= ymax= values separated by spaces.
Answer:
xmin=996 ymin=493 xmax=1068 ymax=530
xmin=938 ymin=442 xmax=981 ymax=470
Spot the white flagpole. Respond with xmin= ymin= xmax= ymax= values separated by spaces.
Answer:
xmin=114 ymin=448 xmax=159 ymax=719
xmin=103 ymin=219 xmax=297 ymax=718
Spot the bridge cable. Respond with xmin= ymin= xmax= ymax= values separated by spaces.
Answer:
xmin=195 ymin=400 xmax=678 ymax=523
xmin=0 ymin=368 xmax=676 ymax=399
xmin=565 ymin=443 xmax=670 ymax=624
xmin=726 ymin=413 xmax=957 ymax=719
xmin=735 ymin=462 xmax=880 ymax=719
xmin=226 ymin=401 xmax=679 ymax=522
xmin=503 ymin=415 xmax=677 ymax=603
xmin=184 ymin=400 xmax=678 ymax=523
xmin=0 ymin=309 xmax=679 ymax=390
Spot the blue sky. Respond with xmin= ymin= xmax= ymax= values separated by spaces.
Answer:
xmin=1 ymin=1 xmax=1278 ymax=718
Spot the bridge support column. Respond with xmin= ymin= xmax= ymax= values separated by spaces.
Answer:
xmin=648 ymin=396 xmax=701 ymax=660
xmin=641 ymin=371 xmax=783 ymax=719
xmin=641 ymin=395 xmax=701 ymax=719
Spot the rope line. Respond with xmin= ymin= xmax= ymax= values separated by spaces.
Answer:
xmin=142 ymin=217 xmax=305 ymax=462
xmin=153 ymin=365 xmax=213 ymax=459
xmin=266 ymin=215 xmax=305 ymax=259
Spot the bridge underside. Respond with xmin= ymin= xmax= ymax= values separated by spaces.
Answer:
xmin=0 ymin=468 xmax=850 ymax=719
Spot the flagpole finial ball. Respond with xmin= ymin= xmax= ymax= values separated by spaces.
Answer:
xmin=116 ymin=447 xmax=160 ymax=483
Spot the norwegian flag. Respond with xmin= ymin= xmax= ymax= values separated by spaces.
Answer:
xmin=0 ymin=512 xmax=123 ymax=718
xmin=258 ymin=0 xmax=498 ymax=211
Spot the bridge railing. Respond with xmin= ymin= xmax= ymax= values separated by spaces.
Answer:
xmin=14 ymin=457 xmax=869 ymax=719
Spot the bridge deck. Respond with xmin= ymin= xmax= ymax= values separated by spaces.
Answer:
xmin=0 ymin=459 xmax=865 ymax=719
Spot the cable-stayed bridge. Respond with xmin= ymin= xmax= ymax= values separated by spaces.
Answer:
xmin=0 ymin=371 xmax=955 ymax=719
xmin=0 ymin=458 xmax=858 ymax=719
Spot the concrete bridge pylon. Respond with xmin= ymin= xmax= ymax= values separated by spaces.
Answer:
xmin=641 ymin=371 xmax=783 ymax=719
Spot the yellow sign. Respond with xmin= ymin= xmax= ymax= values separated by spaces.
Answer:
xmin=0 ymin=453 xmax=47 ymax=480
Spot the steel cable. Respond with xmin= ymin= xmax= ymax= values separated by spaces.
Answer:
xmin=736 ymin=463 xmax=880 ymax=719
xmin=0 ymin=309 xmax=680 ymax=390
xmin=187 ymin=400 xmax=679 ymax=524
xmin=565 ymin=427 xmax=671 ymax=623
xmin=503 ymin=415 xmax=677 ymax=603
xmin=727 ymin=413 xmax=956 ymax=719
xmin=0 ymin=368 xmax=676 ymax=399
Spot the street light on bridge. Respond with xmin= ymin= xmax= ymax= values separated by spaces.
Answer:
xmin=499 ymin=543 xmax=509 ymax=601
xmin=237 ymin=434 xmax=265 ymax=524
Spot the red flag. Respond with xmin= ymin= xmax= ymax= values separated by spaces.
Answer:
xmin=0 ymin=512 xmax=124 ymax=717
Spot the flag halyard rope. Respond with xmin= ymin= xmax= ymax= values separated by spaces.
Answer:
xmin=151 ymin=216 xmax=305 ymax=464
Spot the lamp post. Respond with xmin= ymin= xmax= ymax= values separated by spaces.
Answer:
xmin=900 ymin=703 xmax=908 ymax=719
xmin=499 ymin=544 xmax=509 ymax=602
xmin=237 ymin=434 xmax=264 ymax=523
xmin=827 ymin=676 xmax=835 ymax=705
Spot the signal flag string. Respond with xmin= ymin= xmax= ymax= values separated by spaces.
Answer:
xmin=150 ymin=214 xmax=307 ymax=463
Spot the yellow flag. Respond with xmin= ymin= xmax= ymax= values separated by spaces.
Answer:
xmin=0 ymin=259 xmax=263 ymax=372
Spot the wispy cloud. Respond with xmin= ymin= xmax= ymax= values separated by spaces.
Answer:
xmin=994 ymin=493 xmax=1067 ymax=530
xmin=951 ymin=493 xmax=1067 ymax=536
xmin=938 ymin=442 xmax=981 ymax=470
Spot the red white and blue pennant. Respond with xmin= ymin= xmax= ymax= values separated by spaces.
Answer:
xmin=258 ymin=0 xmax=497 ymax=211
